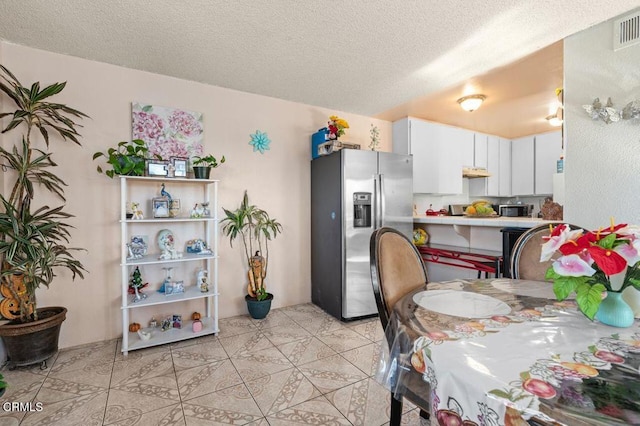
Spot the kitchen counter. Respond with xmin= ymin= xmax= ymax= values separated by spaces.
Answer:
xmin=413 ymin=215 xmax=559 ymax=228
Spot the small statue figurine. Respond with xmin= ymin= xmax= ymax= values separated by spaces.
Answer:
xmin=131 ymin=202 xmax=144 ymax=220
xmin=158 ymin=236 xmax=182 ymax=260
xmin=166 ymin=163 xmax=176 ymax=178
xmin=201 ymin=202 xmax=211 ymax=217
xmin=247 ymin=251 xmax=266 ymax=298
xmin=190 ymin=203 xmax=204 ymax=218
xmin=161 ymin=318 xmax=172 ymax=331
xmin=197 ymin=269 xmax=209 ymax=293
xmin=160 ymin=183 xmax=172 ymax=203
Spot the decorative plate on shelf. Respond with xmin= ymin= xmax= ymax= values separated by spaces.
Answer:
xmin=157 ymin=229 xmax=175 ymax=251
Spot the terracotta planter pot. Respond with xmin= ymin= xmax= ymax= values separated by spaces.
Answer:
xmin=0 ymin=306 xmax=67 ymax=368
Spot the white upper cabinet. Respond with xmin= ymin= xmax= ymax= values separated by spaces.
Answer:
xmin=511 ymin=135 xmax=535 ymax=195
xmin=485 ymin=135 xmax=500 ymax=195
xmin=510 ymin=131 xmax=561 ymax=196
xmin=469 ymin=134 xmax=503 ymax=197
xmin=499 ymin=138 xmax=511 ymax=197
xmin=392 ymin=117 xmax=470 ymax=194
xmin=534 ymin=131 xmax=562 ymax=195
xmin=474 ymin=133 xmax=488 ymax=169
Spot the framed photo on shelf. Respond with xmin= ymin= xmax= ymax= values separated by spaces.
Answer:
xmin=165 ymin=281 xmax=185 ymax=296
xmin=152 ymin=197 xmax=170 ymax=218
xmin=145 ymin=159 xmax=169 ymax=177
xmin=171 ymin=157 xmax=189 ymax=178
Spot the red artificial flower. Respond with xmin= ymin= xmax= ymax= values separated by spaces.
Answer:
xmin=587 ymin=245 xmax=627 ymax=275
xmin=559 ymin=234 xmax=590 ymax=255
xmin=593 ymin=223 xmax=628 ymax=240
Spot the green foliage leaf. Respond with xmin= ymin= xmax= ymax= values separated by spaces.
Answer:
xmin=575 ymin=282 xmax=606 ymax=320
xmin=520 ymin=371 xmax=531 ymax=381
xmin=553 ymin=276 xmax=579 ymax=300
xmin=597 ymin=233 xmax=617 ymax=249
xmin=545 ymin=266 xmax=562 ymax=281
xmin=221 ymin=191 xmax=282 ymax=295
xmin=93 ymin=140 xmax=149 ymax=178
xmin=0 ymin=64 xmax=87 ymax=320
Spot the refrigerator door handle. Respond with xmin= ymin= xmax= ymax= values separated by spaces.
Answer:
xmin=373 ymin=175 xmax=379 ymax=228
xmin=379 ymin=174 xmax=386 ymax=227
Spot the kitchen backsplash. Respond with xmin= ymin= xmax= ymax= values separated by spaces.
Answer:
xmin=413 ymin=180 xmax=548 ymax=217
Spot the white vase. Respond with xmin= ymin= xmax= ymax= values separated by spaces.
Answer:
xmin=622 ymin=287 xmax=640 ymax=318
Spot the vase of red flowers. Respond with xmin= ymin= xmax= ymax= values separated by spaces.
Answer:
xmin=541 ymin=222 xmax=640 ymax=327
xmin=327 ymin=115 xmax=349 ymax=140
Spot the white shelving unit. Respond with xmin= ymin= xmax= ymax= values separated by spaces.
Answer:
xmin=119 ymin=176 xmax=219 ymax=355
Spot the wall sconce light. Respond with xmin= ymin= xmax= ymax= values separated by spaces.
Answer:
xmin=546 ymin=114 xmax=563 ymax=127
xmin=546 ymin=106 xmax=564 ymax=127
xmin=457 ymin=94 xmax=486 ymax=112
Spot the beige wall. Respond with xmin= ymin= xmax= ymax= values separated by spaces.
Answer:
xmin=563 ymin=13 xmax=640 ymax=229
xmin=0 ymin=42 xmax=392 ymax=349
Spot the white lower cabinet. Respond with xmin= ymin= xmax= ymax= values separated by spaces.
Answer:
xmin=119 ymin=176 xmax=219 ymax=355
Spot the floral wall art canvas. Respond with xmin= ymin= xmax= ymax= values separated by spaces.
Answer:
xmin=132 ymin=103 xmax=204 ymax=160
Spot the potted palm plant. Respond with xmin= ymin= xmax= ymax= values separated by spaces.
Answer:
xmin=192 ymin=154 xmax=225 ymax=179
xmin=221 ymin=191 xmax=282 ymax=319
xmin=0 ymin=64 xmax=87 ymax=368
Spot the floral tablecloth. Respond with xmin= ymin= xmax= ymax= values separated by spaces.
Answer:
xmin=376 ymin=279 xmax=640 ymax=426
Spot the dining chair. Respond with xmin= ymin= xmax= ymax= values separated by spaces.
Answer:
xmin=510 ymin=223 xmax=581 ymax=280
xmin=370 ymin=226 xmax=430 ymax=425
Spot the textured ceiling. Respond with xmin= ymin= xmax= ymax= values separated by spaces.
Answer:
xmin=0 ymin=1 xmax=639 ymax=134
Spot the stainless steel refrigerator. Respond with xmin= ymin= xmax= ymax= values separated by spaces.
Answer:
xmin=311 ymin=149 xmax=413 ymax=320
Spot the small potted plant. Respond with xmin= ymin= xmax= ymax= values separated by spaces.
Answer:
xmin=92 ymin=139 xmax=158 ymax=178
xmin=192 ymin=154 xmax=225 ymax=179
xmin=541 ymin=222 xmax=640 ymax=326
xmin=221 ymin=191 xmax=282 ymax=319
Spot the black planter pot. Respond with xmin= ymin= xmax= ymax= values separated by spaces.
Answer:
xmin=0 ymin=306 xmax=67 ymax=368
xmin=193 ymin=166 xmax=211 ymax=179
xmin=245 ymin=293 xmax=273 ymax=319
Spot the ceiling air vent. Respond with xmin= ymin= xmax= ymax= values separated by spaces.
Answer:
xmin=614 ymin=11 xmax=640 ymax=51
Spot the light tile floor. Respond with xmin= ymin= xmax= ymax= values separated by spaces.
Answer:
xmin=0 ymin=303 xmax=428 ymax=425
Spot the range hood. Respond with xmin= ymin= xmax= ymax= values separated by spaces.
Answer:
xmin=462 ymin=167 xmax=492 ymax=178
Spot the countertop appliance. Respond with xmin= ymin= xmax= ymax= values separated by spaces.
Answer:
xmin=499 ymin=204 xmax=534 ymax=217
xmin=311 ymin=150 xmax=413 ymax=320
xmin=448 ymin=204 xmax=469 ymax=216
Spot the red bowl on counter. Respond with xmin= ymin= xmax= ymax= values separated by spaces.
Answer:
xmin=426 ymin=209 xmax=448 ymax=216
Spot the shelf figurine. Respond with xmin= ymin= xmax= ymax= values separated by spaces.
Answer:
xmin=137 ymin=329 xmax=151 ymax=341
xmin=131 ymin=202 xmax=144 ymax=220
xmin=190 ymin=203 xmax=205 ymax=218
xmin=201 ymin=202 xmax=211 ymax=217
xmin=186 ymin=239 xmax=213 ymax=255
xmin=129 ymin=267 xmax=147 ymax=303
xmin=197 ymin=269 xmax=209 ymax=293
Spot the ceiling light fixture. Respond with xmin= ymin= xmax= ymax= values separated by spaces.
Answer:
xmin=457 ymin=94 xmax=486 ymax=112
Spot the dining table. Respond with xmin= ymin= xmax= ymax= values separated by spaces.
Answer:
xmin=375 ymin=278 xmax=640 ymax=426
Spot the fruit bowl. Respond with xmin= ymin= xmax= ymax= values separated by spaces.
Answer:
xmin=463 ymin=212 xmax=498 ymax=218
